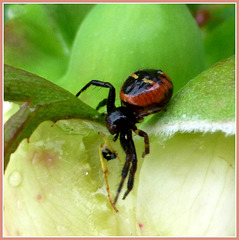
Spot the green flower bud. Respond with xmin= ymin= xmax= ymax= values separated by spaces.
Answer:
xmin=60 ymin=4 xmax=205 ymax=108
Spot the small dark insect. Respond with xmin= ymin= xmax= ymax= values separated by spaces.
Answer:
xmin=76 ymin=69 xmax=173 ymax=211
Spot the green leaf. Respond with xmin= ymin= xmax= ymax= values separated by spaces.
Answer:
xmin=188 ymin=4 xmax=235 ymax=68
xmin=145 ymin=56 xmax=235 ymax=138
xmin=4 ymin=65 xmax=103 ymax=169
xmin=204 ymin=16 xmax=235 ymax=68
xmin=4 ymin=4 xmax=94 ymax=81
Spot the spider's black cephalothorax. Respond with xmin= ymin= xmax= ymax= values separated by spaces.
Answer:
xmin=76 ymin=69 xmax=173 ymax=208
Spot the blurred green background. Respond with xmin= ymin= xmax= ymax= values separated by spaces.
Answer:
xmin=4 ymin=3 xmax=235 ymax=86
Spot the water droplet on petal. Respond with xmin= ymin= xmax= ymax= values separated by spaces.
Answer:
xmin=57 ymin=225 xmax=67 ymax=234
xmin=9 ymin=171 xmax=22 ymax=187
xmin=17 ymin=200 xmax=21 ymax=208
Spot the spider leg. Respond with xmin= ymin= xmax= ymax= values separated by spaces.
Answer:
xmin=76 ymin=80 xmax=116 ymax=112
xmin=113 ymin=132 xmax=119 ymax=142
xmin=122 ymin=132 xmax=137 ymax=200
xmin=133 ymin=127 xmax=149 ymax=157
xmin=113 ymin=131 xmax=137 ymax=204
xmin=96 ymin=98 xmax=108 ymax=111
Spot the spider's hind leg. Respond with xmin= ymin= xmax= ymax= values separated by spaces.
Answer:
xmin=113 ymin=131 xmax=137 ymax=205
xmin=133 ymin=127 xmax=149 ymax=158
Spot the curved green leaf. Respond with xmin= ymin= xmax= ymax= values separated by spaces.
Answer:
xmin=204 ymin=16 xmax=235 ymax=68
xmin=4 ymin=65 xmax=103 ymax=169
xmin=145 ymin=56 xmax=235 ymax=138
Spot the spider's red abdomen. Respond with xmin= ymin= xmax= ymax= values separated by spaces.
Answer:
xmin=120 ymin=70 xmax=173 ymax=117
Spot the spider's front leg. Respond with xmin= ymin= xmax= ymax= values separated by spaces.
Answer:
xmin=76 ymin=80 xmax=116 ymax=112
xmin=113 ymin=130 xmax=137 ymax=205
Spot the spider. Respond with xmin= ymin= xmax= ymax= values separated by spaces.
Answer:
xmin=76 ymin=69 xmax=173 ymax=211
